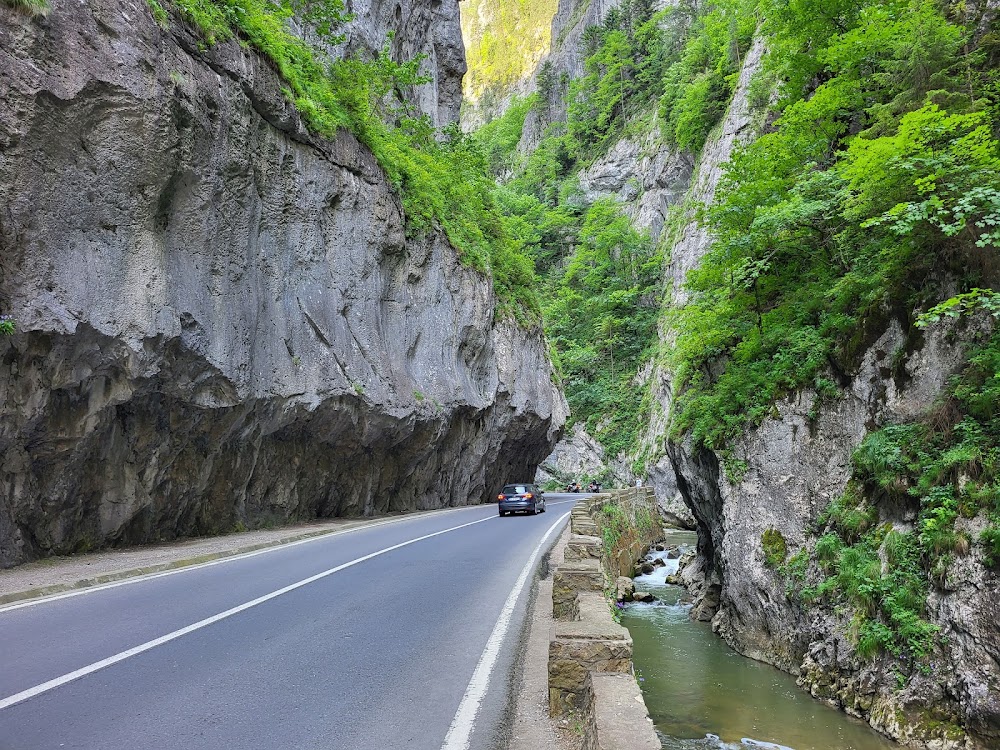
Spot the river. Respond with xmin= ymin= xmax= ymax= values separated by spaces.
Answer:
xmin=621 ymin=531 xmax=899 ymax=750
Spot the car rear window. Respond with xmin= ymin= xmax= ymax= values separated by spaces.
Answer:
xmin=502 ymin=485 xmax=530 ymax=494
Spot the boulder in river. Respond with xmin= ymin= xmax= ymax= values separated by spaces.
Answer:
xmin=616 ymin=576 xmax=635 ymax=603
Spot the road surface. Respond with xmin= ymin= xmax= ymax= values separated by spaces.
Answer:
xmin=0 ymin=497 xmax=579 ymax=750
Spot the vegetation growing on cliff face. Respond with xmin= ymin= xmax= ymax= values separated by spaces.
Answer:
xmin=786 ymin=324 xmax=1000 ymax=665
xmin=667 ymin=0 xmax=1000 ymax=450
xmin=1 ymin=0 xmax=50 ymax=16
xmin=471 ymin=0 xmax=758 ymax=457
xmin=152 ymin=0 xmax=540 ymax=324
xmin=561 ymin=0 xmax=756 ymax=161
xmin=460 ymin=0 xmax=559 ymax=108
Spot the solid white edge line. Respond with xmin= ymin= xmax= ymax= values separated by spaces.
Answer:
xmin=0 ymin=505 xmax=481 ymax=613
xmin=440 ymin=511 xmax=570 ymax=750
xmin=0 ymin=514 xmax=496 ymax=711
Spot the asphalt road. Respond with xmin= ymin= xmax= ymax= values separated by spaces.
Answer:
xmin=0 ymin=497 xmax=580 ymax=750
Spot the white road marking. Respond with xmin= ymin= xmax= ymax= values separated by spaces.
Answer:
xmin=0 ymin=505 xmax=479 ymax=613
xmin=0 ymin=514 xmax=498 ymax=711
xmin=441 ymin=511 xmax=570 ymax=750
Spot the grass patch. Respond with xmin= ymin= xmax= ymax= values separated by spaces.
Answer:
xmin=3 ymin=0 xmax=49 ymax=15
xmin=761 ymin=528 xmax=787 ymax=567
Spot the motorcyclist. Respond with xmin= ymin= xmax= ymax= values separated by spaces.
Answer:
xmin=587 ymin=480 xmax=600 ymax=492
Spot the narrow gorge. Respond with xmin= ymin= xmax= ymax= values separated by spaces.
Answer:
xmin=0 ymin=0 xmax=566 ymax=567
xmin=463 ymin=0 xmax=1000 ymax=747
xmin=1 ymin=0 xmax=999 ymax=747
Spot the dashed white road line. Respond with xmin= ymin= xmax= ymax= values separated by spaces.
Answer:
xmin=0 ymin=505 xmax=480 ymax=613
xmin=0 ymin=514 xmax=499 ymax=711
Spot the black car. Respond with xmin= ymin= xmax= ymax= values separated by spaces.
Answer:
xmin=497 ymin=483 xmax=546 ymax=516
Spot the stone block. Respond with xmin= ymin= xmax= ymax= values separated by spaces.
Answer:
xmin=572 ymin=519 xmax=601 ymax=536
xmin=565 ymin=534 xmax=603 ymax=562
xmin=582 ymin=673 xmax=660 ymax=750
xmin=548 ymin=620 xmax=632 ymax=716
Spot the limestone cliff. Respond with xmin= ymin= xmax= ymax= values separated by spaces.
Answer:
xmin=342 ymin=0 xmax=466 ymax=127
xmin=646 ymin=21 xmax=1000 ymax=750
xmin=459 ymin=0 xmax=558 ymax=127
xmin=0 ymin=0 xmax=566 ymax=567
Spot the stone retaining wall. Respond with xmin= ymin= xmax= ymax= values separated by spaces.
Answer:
xmin=548 ymin=489 xmax=661 ymax=750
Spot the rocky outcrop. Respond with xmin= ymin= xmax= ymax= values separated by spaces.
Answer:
xmin=641 ymin=25 xmax=999 ymax=749
xmin=342 ymin=0 xmax=466 ymax=126
xmin=538 ymin=424 xmax=620 ymax=486
xmin=633 ymin=35 xmax=767 ymax=537
xmin=664 ymin=35 xmax=766 ymax=305
xmin=0 ymin=1 xmax=565 ymax=567
xmin=516 ymin=0 xmax=628 ymax=152
xmin=576 ymin=132 xmax=693 ymax=243
xmin=667 ymin=318 xmax=1000 ymax=749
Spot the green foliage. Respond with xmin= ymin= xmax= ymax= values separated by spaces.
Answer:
xmin=814 ymin=521 xmax=939 ymax=663
xmin=472 ymin=24 xmax=672 ymax=450
xmin=542 ymin=199 xmax=663 ymax=456
xmin=0 ymin=316 xmax=14 ymax=336
xmin=814 ymin=533 xmax=844 ymax=565
xmin=474 ymin=94 xmax=537 ymax=175
xmin=167 ymin=0 xmax=540 ymax=323
xmin=482 ymin=0 xmax=759 ymax=455
xmin=461 ymin=0 xmax=560 ymax=104
xmin=982 ymin=525 xmax=1000 ymax=568
xmin=778 ymin=547 xmax=809 ymax=596
xmin=666 ymin=0 xmax=1000 ymax=450
xmin=797 ymin=329 xmax=1000 ymax=664
xmin=850 ymin=329 xmax=1000 ymax=571
xmin=146 ymin=0 xmax=170 ymax=25
xmin=2 ymin=0 xmax=49 ymax=15
xmin=918 ymin=289 xmax=1000 ymax=328
xmin=657 ymin=0 xmax=757 ymax=151
xmin=597 ymin=495 xmax=661 ymax=571
xmin=599 ymin=501 xmax=628 ymax=555
xmin=560 ymin=0 xmax=756 ymax=159
xmin=761 ymin=528 xmax=787 ymax=567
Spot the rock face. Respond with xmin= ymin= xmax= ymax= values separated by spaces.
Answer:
xmin=664 ymin=35 xmax=766 ymax=306
xmin=668 ymin=319 xmax=1000 ymax=749
xmin=0 ymin=1 xmax=566 ymax=567
xmin=537 ymin=424 xmax=618 ymax=486
xmin=643 ymin=27 xmax=999 ymax=750
xmin=632 ymin=37 xmax=768 ymax=537
xmin=576 ymin=132 xmax=693 ymax=244
xmin=516 ymin=0 xmax=627 ymax=152
xmin=343 ymin=0 xmax=466 ymax=126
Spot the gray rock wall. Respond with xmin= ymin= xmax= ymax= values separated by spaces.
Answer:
xmin=341 ymin=0 xmax=466 ymax=126
xmin=667 ymin=321 xmax=1000 ymax=749
xmin=0 ymin=0 xmax=565 ymax=567
xmin=576 ymin=132 xmax=692 ymax=244
xmin=634 ymin=35 xmax=766 ymax=535
xmin=643 ymin=23 xmax=999 ymax=749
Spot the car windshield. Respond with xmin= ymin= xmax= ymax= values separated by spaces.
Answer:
xmin=502 ymin=485 xmax=530 ymax=494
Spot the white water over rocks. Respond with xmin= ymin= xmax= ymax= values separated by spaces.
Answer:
xmin=623 ymin=534 xmax=898 ymax=750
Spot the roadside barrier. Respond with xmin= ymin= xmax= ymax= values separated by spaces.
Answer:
xmin=547 ymin=489 xmax=661 ymax=750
